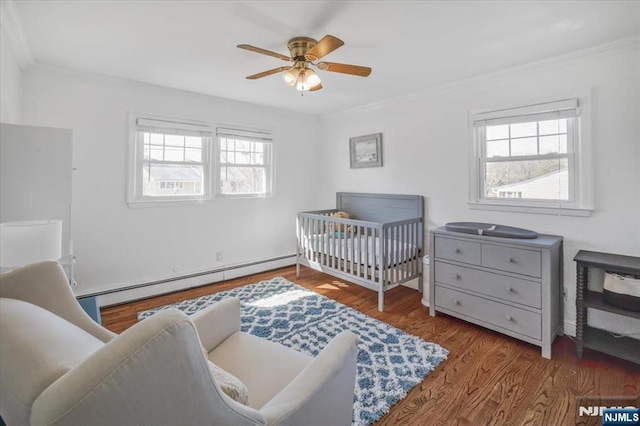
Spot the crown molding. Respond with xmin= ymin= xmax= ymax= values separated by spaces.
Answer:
xmin=322 ymin=35 xmax=640 ymax=119
xmin=0 ymin=0 xmax=33 ymax=69
xmin=26 ymin=62 xmax=318 ymax=120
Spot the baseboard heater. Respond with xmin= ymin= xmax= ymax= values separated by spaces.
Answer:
xmin=88 ymin=254 xmax=296 ymax=301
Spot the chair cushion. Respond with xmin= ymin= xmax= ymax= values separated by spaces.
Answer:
xmin=0 ymin=298 xmax=104 ymax=411
xmin=206 ymin=359 xmax=250 ymax=405
xmin=207 ymin=332 xmax=312 ymax=410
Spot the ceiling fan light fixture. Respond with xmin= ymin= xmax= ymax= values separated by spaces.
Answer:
xmin=282 ymin=68 xmax=298 ymax=86
xmin=295 ymin=69 xmax=322 ymax=92
xmin=305 ymin=69 xmax=321 ymax=88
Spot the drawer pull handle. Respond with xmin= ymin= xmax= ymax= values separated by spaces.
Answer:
xmin=506 ymin=257 xmax=514 ymax=263
xmin=453 ymin=300 xmax=460 ymax=305
xmin=505 ymin=315 xmax=512 ymax=321
xmin=455 ymin=274 xmax=461 ymax=280
xmin=455 ymin=248 xmax=461 ymax=254
xmin=506 ymin=286 xmax=513 ymax=292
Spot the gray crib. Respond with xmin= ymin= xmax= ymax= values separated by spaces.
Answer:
xmin=296 ymin=192 xmax=424 ymax=311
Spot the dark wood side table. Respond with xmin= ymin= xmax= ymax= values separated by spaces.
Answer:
xmin=574 ymin=250 xmax=640 ymax=364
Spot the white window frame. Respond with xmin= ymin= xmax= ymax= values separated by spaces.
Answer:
xmin=214 ymin=127 xmax=274 ymax=199
xmin=127 ymin=112 xmax=212 ymax=206
xmin=468 ymin=92 xmax=593 ymax=217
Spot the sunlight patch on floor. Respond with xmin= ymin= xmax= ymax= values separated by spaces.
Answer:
xmin=247 ymin=289 xmax=313 ymax=308
xmin=318 ymin=281 xmax=350 ymax=290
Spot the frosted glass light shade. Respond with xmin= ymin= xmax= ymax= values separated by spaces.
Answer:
xmin=295 ymin=69 xmax=321 ymax=91
xmin=282 ymin=69 xmax=298 ymax=86
xmin=0 ymin=220 xmax=62 ymax=268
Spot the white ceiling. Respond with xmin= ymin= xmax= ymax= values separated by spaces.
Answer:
xmin=12 ymin=0 xmax=640 ymax=115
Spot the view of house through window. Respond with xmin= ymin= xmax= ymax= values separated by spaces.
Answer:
xmin=483 ymin=118 xmax=570 ymax=201
xmin=141 ymin=131 xmax=206 ymax=197
xmin=216 ymin=128 xmax=272 ymax=197
xmin=470 ymin=98 xmax=582 ymax=211
xmin=129 ymin=115 xmax=212 ymax=204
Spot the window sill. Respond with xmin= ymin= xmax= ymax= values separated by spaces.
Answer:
xmin=127 ymin=198 xmax=208 ymax=208
xmin=214 ymin=193 xmax=273 ymax=200
xmin=468 ymin=202 xmax=592 ymax=217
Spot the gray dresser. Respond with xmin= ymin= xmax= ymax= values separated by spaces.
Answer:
xmin=429 ymin=227 xmax=563 ymax=358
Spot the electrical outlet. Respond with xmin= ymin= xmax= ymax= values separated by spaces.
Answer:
xmin=216 ymin=251 xmax=224 ymax=261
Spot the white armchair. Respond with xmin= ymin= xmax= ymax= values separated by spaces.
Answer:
xmin=0 ymin=261 xmax=359 ymax=426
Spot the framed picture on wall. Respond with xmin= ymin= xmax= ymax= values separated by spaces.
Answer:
xmin=349 ymin=133 xmax=382 ymax=168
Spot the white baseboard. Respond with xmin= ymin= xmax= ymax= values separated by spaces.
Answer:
xmin=563 ymin=320 xmax=576 ymax=337
xmin=97 ymin=256 xmax=295 ymax=307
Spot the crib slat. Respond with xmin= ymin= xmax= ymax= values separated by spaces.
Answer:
xmin=349 ymin=227 xmax=354 ymax=275
xmin=364 ymin=226 xmax=369 ymax=280
xmin=404 ymin=223 xmax=408 ymax=280
xmin=355 ymin=226 xmax=361 ymax=278
xmin=338 ymin=221 xmax=342 ymax=271
xmin=400 ymin=224 xmax=404 ymax=280
xmin=395 ymin=226 xmax=399 ymax=283
xmin=413 ymin=222 xmax=417 ymax=276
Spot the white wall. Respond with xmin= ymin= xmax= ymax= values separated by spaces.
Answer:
xmin=21 ymin=66 xmax=319 ymax=296
xmin=0 ymin=27 xmax=22 ymax=124
xmin=317 ymin=44 xmax=640 ymax=336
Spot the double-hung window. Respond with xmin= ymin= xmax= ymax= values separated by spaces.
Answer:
xmin=128 ymin=114 xmax=212 ymax=204
xmin=469 ymin=97 xmax=592 ymax=216
xmin=215 ymin=127 xmax=273 ymax=198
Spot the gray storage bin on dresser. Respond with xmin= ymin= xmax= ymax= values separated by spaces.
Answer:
xmin=429 ymin=227 xmax=563 ymax=359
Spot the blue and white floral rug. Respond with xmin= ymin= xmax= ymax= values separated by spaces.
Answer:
xmin=138 ymin=277 xmax=448 ymax=425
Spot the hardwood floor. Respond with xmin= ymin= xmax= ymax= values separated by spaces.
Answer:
xmin=101 ymin=266 xmax=640 ymax=425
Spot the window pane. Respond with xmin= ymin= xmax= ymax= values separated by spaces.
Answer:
xmin=185 ymin=148 xmax=201 ymax=162
xmin=226 ymin=151 xmax=235 ymax=164
xmin=165 ymin=134 xmax=184 ymax=148
xmin=510 ymin=122 xmax=537 ymax=138
xmin=164 ymin=146 xmax=184 ymax=161
xmin=252 ymin=153 xmax=264 ymax=164
xmin=486 ymin=139 xmax=509 ymax=157
xmin=486 ymin=125 xmax=509 ymax=141
xmin=150 ymin=133 xmax=164 ymax=146
xmin=150 ymin=147 xmax=164 ymax=161
xmin=235 ymin=150 xmax=251 ymax=165
xmin=219 ymin=166 xmax=266 ymax=194
xmin=236 ymin=140 xmax=250 ymax=151
xmin=142 ymin=164 xmax=203 ymax=197
xmin=185 ymin=136 xmax=202 ymax=148
xmin=484 ymin=158 xmax=569 ymax=201
xmin=538 ymin=119 xmax=567 ymax=135
xmin=511 ymin=137 xmax=538 ymax=156
xmin=253 ymin=143 xmax=263 ymax=153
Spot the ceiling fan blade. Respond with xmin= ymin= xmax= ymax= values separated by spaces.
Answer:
xmin=304 ymin=35 xmax=344 ymax=61
xmin=246 ymin=66 xmax=291 ymax=80
xmin=310 ymin=83 xmax=323 ymax=92
xmin=237 ymin=44 xmax=292 ymax=62
xmin=317 ymin=62 xmax=372 ymax=77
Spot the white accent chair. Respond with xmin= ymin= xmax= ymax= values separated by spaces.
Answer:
xmin=0 ymin=261 xmax=359 ymax=426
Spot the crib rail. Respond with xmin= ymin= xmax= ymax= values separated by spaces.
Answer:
xmin=296 ymin=212 xmax=423 ymax=287
xmin=297 ymin=211 xmax=382 ymax=283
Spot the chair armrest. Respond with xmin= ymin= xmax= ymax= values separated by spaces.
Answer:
xmin=31 ymin=308 xmax=265 ymax=426
xmin=192 ymin=297 xmax=241 ymax=352
xmin=260 ymin=331 xmax=359 ymax=426
xmin=0 ymin=261 xmax=115 ymax=342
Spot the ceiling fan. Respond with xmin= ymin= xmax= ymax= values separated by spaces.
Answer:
xmin=237 ymin=35 xmax=372 ymax=92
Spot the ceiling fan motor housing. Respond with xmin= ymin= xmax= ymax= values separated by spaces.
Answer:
xmin=288 ymin=37 xmax=317 ymax=61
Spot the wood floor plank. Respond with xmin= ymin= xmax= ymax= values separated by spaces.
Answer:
xmin=101 ymin=266 xmax=640 ymax=425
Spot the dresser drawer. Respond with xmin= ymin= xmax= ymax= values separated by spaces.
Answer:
xmin=481 ymin=244 xmax=541 ymax=278
xmin=435 ymin=286 xmax=541 ymax=339
xmin=434 ymin=236 xmax=481 ymax=265
xmin=434 ymin=261 xmax=541 ymax=309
